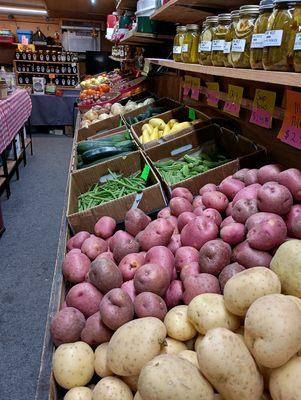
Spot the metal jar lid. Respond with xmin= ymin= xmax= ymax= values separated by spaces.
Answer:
xmin=218 ymin=13 xmax=232 ymax=21
xmin=186 ymin=24 xmax=199 ymax=30
xmin=239 ymin=4 xmax=260 ymax=15
xmin=231 ymin=10 xmax=240 ymax=17
xmin=176 ymin=25 xmax=187 ymax=32
xmin=274 ymin=0 xmax=301 ymax=3
xmin=206 ymin=16 xmax=218 ymax=23
xmin=260 ymin=0 xmax=274 ymax=9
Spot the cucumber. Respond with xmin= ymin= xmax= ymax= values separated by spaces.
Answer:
xmin=82 ymin=147 xmax=133 ymax=163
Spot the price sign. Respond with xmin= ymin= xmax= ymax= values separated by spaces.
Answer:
xmin=183 ymin=75 xmax=192 ymax=97
xmin=281 ymin=126 xmax=301 ymax=149
xmin=278 ymin=90 xmax=301 ymax=149
xmin=223 ymin=84 xmax=244 ymax=117
xmin=250 ymin=89 xmax=276 ymax=128
xmin=206 ymin=82 xmax=220 ymax=108
xmin=190 ymin=77 xmax=200 ymax=100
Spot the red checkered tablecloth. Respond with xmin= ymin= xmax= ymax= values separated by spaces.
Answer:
xmin=0 ymin=88 xmax=32 ymax=154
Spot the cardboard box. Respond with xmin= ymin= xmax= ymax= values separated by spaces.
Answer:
xmin=67 ymin=151 xmax=167 ymax=233
xmin=131 ymin=106 xmax=212 ymax=150
xmin=77 ymin=115 xmax=124 ymax=142
xmin=145 ymin=124 xmax=267 ymax=197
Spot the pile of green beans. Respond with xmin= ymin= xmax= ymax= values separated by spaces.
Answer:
xmin=78 ymin=170 xmax=146 ymax=212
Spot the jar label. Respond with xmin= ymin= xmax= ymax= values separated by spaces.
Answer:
xmin=200 ymin=41 xmax=212 ymax=52
xmin=265 ymin=30 xmax=283 ymax=47
xmin=231 ymin=39 xmax=246 ymax=53
xmin=173 ymin=46 xmax=182 ymax=54
xmin=212 ymin=40 xmax=225 ymax=51
xmin=251 ymin=33 xmax=265 ymax=49
xmin=294 ymin=33 xmax=301 ymax=50
xmin=223 ymin=41 xmax=231 ymax=54
xmin=182 ymin=44 xmax=189 ymax=53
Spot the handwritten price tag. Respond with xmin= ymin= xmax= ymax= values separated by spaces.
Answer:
xmin=278 ymin=90 xmax=301 ymax=149
xmin=183 ymin=75 xmax=192 ymax=97
xmin=281 ymin=126 xmax=301 ymax=149
xmin=206 ymin=82 xmax=220 ymax=108
xmin=190 ymin=77 xmax=200 ymax=100
xmin=250 ymin=108 xmax=272 ymax=129
xmin=250 ymin=89 xmax=276 ymax=128
xmin=223 ymin=84 xmax=244 ymax=117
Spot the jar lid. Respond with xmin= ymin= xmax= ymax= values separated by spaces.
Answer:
xmin=274 ymin=0 xmax=301 ymax=3
xmin=206 ymin=16 xmax=218 ymax=22
xmin=218 ymin=13 xmax=232 ymax=21
xmin=176 ymin=25 xmax=187 ymax=32
xmin=231 ymin=10 xmax=240 ymax=17
xmin=239 ymin=4 xmax=260 ymax=15
xmin=186 ymin=24 xmax=199 ymax=30
xmin=260 ymin=0 xmax=274 ymax=9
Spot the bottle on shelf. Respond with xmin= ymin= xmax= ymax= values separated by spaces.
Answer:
xmin=57 ymin=52 xmax=61 ymax=62
xmin=61 ymin=52 xmax=66 ymax=62
xmin=51 ymin=51 xmax=57 ymax=62
xmin=22 ymin=51 xmax=27 ymax=61
xmin=39 ymin=50 xmax=44 ymax=61
xmin=61 ymin=77 xmax=66 ymax=86
xmin=55 ymin=65 xmax=60 ymax=74
xmin=66 ymin=52 xmax=71 ymax=62
xmin=32 ymin=50 xmax=38 ymax=61
xmin=41 ymin=65 xmax=46 ymax=73
xmin=27 ymin=49 xmax=32 ymax=61
xmin=36 ymin=65 xmax=41 ymax=72
xmin=45 ymin=50 xmax=50 ymax=62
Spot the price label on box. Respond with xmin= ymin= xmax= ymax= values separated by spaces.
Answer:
xmin=223 ymin=84 xmax=244 ymax=117
xmin=250 ymin=89 xmax=276 ymax=128
xmin=190 ymin=77 xmax=200 ymax=100
xmin=206 ymin=82 xmax=220 ymax=108
xmin=278 ymin=90 xmax=301 ymax=149
xmin=183 ymin=75 xmax=192 ymax=97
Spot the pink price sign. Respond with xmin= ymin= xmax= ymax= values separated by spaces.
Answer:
xmin=223 ymin=101 xmax=240 ymax=116
xmin=207 ymin=90 xmax=219 ymax=107
xmin=250 ymin=108 xmax=272 ymax=129
xmin=191 ymin=87 xmax=199 ymax=100
xmin=281 ymin=126 xmax=301 ymax=149
xmin=183 ymin=84 xmax=191 ymax=97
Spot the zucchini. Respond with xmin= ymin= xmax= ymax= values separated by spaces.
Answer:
xmin=82 ymin=146 xmax=133 ymax=163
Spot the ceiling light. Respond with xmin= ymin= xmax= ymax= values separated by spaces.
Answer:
xmin=0 ymin=6 xmax=47 ymax=15
xmin=91 ymin=0 xmax=96 ymax=4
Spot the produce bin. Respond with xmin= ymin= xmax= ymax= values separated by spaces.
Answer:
xmin=131 ymin=106 xmax=212 ymax=150
xmin=67 ymin=151 xmax=167 ymax=233
xmin=77 ymin=115 xmax=124 ymax=142
xmin=145 ymin=124 xmax=267 ymax=196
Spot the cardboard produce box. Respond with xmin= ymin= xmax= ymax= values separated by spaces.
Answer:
xmin=131 ymin=106 xmax=212 ymax=150
xmin=77 ymin=115 xmax=124 ymax=142
xmin=67 ymin=151 xmax=167 ymax=233
xmin=145 ymin=124 xmax=267 ymax=197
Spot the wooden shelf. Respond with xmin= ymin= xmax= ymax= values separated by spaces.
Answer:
xmin=25 ymin=138 xmax=32 ymax=149
xmin=0 ymin=42 xmax=62 ymax=48
xmin=147 ymin=58 xmax=301 ymax=88
xmin=119 ymin=31 xmax=173 ymax=45
xmin=116 ymin=0 xmax=137 ymax=10
xmin=0 ymin=160 xmax=17 ymax=177
xmin=109 ymin=55 xmax=134 ymax=62
xmin=16 ymin=71 xmax=78 ymax=76
xmin=14 ymin=60 xmax=78 ymax=65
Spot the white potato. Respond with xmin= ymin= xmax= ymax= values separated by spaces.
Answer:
xmin=194 ymin=335 xmax=205 ymax=352
xmin=269 ymin=356 xmax=301 ymax=400
xmin=93 ymin=377 xmax=133 ymax=400
xmin=53 ymin=341 xmax=94 ymax=389
xmin=178 ymin=350 xmax=199 ymax=369
xmin=138 ymin=354 xmax=214 ymax=400
xmin=224 ymin=267 xmax=281 ymax=316
xmin=188 ymin=294 xmax=240 ymax=334
xmin=122 ymin=375 xmax=139 ymax=392
xmin=164 ymin=305 xmax=197 ymax=341
xmin=160 ymin=337 xmax=187 ymax=355
xmin=245 ymin=294 xmax=301 ymax=368
xmin=94 ymin=343 xmax=113 ymax=378
xmin=287 ymin=295 xmax=301 ymax=311
xmin=64 ymin=387 xmax=93 ymax=400
xmin=197 ymin=328 xmax=263 ymax=400
xmin=134 ymin=392 xmax=143 ymax=400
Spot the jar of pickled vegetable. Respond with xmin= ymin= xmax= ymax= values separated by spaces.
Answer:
xmin=198 ymin=16 xmax=218 ymax=65
xmin=231 ymin=5 xmax=260 ymax=68
xmin=212 ymin=13 xmax=232 ymax=66
xmin=293 ymin=1 xmax=301 ymax=71
xmin=173 ymin=26 xmax=187 ymax=62
xmin=223 ymin=10 xmax=240 ymax=67
xmin=181 ymin=24 xmax=200 ymax=63
xmin=250 ymin=0 xmax=274 ymax=69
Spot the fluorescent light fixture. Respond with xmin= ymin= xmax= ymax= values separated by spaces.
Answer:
xmin=91 ymin=0 xmax=96 ymax=4
xmin=0 ymin=6 xmax=47 ymax=15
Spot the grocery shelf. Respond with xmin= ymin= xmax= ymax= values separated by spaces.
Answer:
xmin=119 ymin=31 xmax=173 ymax=45
xmin=14 ymin=60 xmax=77 ymax=64
xmin=116 ymin=0 xmax=137 ymax=10
xmin=109 ymin=56 xmax=134 ymax=62
xmin=0 ymin=42 xmax=62 ymax=48
xmin=147 ymin=58 xmax=301 ymax=88
xmin=16 ymin=71 xmax=78 ymax=76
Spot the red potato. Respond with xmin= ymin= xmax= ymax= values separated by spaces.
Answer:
xmin=172 ymin=267 xmax=177 ymax=280
xmin=232 ymin=183 xmax=261 ymax=205
xmin=278 ymin=168 xmax=301 ymax=201
xmin=178 ymin=212 xmax=196 ymax=232
xmin=220 ymin=223 xmax=246 ymax=246
xmin=80 ymin=311 xmax=113 ymax=346
xmin=232 ymin=198 xmax=258 ymax=224
xmin=202 ymin=191 xmax=229 ymax=212
xmin=244 ymin=169 xmax=259 ymax=185
xmin=180 ymin=216 xmax=219 ymax=250
xmin=218 ymin=263 xmax=246 ymax=291
xmin=60 ymin=301 xmax=67 ymax=310
xmin=192 ymin=196 xmax=204 ymax=209
xmin=257 ymin=182 xmax=293 ymax=215
xmin=62 ymin=251 xmax=91 ymax=283
xmin=109 ymin=230 xmax=134 ymax=252
xmin=257 ymin=164 xmax=283 ymax=184
xmin=135 ymin=230 xmax=144 ymax=245
xmin=50 ymin=307 xmax=85 ymax=346
xmin=219 ymin=177 xmax=245 ymax=199
xmin=145 ymin=246 xmax=174 ymax=279
xmin=66 ymin=282 xmax=103 ymax=318
xmin=81 ymin=235 xmax=108 ymax=260
xmin=139 ymin=219 xmax=174 ymax=251
xmin=166 ymin=216 xmax=179 ymax=234
xmin=225 ymin=202 xmax=233 ymax=216
xmin=199 ymin=183 xmax=218 ymax=195
xmin=245 ymin=212 xmax=280 ymax=231
xmin=119 ymin=252 xmax=146 ymax=281
xmin=202 ymin=208 xmax=222 ymax=227
xmin=171 ymin=187 xmax=193 ymax=203
xmin=67 ymin=249 xmax=82 ymax=254
xmin=121 ymin=280 xmax=136 ymax=302
xmin=247 ymin=215 xmax=287 ymax=251
xmin=199 ymin=239 xmax=232 ymax=275
xmin=175 ymin=246 xmax=199 ymax=272
xmin=67 ymin=231 xmax=90 ymax=251
xmin=180 ymin=262 xmax=200 ymax=281
xmin=167 ymin=234 xmax=182 ymax=255
xmin=88 ymin=259 xmax=123 ymax=293
xmin=124 ymin=208 xmax=151 ymax=237
xmin=99 ymin=288 xmax=134 ymax=330
xmin=232 ymin=168 xmax=250 ymax=182
xmin=286 ymin=205 xmax=301 ymax=239
xmin=134 ymin=263 xmax=170 ymax=296
xmin=170 ymin=197 xmax=193 ymax=217
xmin=113 ymin=239 xmax=140 ymax=263
xmin=94 ymin=216 xmax=116 ymax=239
xmin=232 ymin=241 xmax=272 ymax=268
xmin=194 ymin=206 xmax=206 ymax=216
xmin=164 ymin=280 xmax=184 ymax=308
xmin=95 ymin=251 xmax=115 ymax=262
xmin=134 ymin=292 xmax=167 ymax=320
xmin=157 ymin=207 xmax=171 ymax=219
xmin=220 ymin=216 xmax=235 ymax=229
xmin=183 ymin=273 xmax=221 ymax=304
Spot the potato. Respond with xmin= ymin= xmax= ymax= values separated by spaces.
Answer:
xmin=107 ymin=317 xmax=167 ymax=376
xmin=225 ymin=201 xmax=233 ymax=216
xmin=134 ymin=263 xmax=170 ymax=296
xmin=113 ymin=239 xmax=140 ymax=264
xmin=245 ymin=212 xmax=278 ymax=231
xmin=125 ymin=208 xmax=151 ymax=236
xmin=145 ymin=246 xmax=174 ymax=279
xmin=94 ymin=342 xmax=114 ymax=378
xmin=178 ymin=211 xmax=196 ymax=232
xmin=232 ymin=198 xmax=258 ymax=224
xmin=220 ymin=215 xmax=235 ymax=228
xmin=88 ymin=259 xmax=122 ymax=293
xmin=51 ymin=307 xmax=86 ymax=346
xmin=219 ymin=177 xmax=245 ymax=199
xmin=232 ymin=183 xmax=261 ymax=205
xmin=170 ymin=197 xmax=193 ymax=217
xmin=134 ymin=292 xmax=167 ymax=320
xmin=188 ymin=294 xmax=240 ymax=334
xmin=257 ymin=164 xmax=283 ymax=184
xmin=175 ymin=246 xmax=199 ymax=271
xmin=202 ymin=208 xmax=222 ymax=227
xmin=81 ymin=312 xmax=112 ymax=346
xmin=269 ymin=355 xmax=301 ymax=400
xmin=244 ymin=294 xmax=301 ymax=368
xmin=66 ymin=282 xmax=103 ymax=318
xmin=180 ymin=262 xmax=200 ymax=281
xmin=122 ymin=375 xmax=139 ymax=392
xmin=92 ymin=377 xmax=133 ymax=400
xmin=166 ymin=215 xmax=179 ymax=234
xmin=202 ymin=191 xmax=229 ymax=212
xmin=270 ymin=239 xmax=301 ymax=297
xmin=164 ymin=279 xmax=183 ymax=308
xmin=257 ymin=182 xmax=293 ymax=215
xmin=218 ymin=263 xmax=245 ymax=291
xmin=121 ymin=280 xmax=136 ymax=302
xmin=62 ymin=251 xmax=91 ymax=284
xmin=139 ymin=219 xmax=174 ymax=251
xmin=95 ymin=251 xmax=115 ymax=262
xmin=157 ymin=207 xmax=171 ymax=218
xmin=181 ymin=216 xmax=218 ymax=250
xmin=183 ymin=273 xmax=221 ymax=305
xmin=194 ymin=334 xmax=205 ymax=352
xmin=197 ymin=328 xmax=263 ymax=400
xmin=278 ymin=167 xmax=301 ymax=201
xmin=167 ymin=234 xmax=182 ymax=254
xmin=94 ymin=216 xmax=116 ymax=239
xmin=53 ymin=341 xmax=94 ymax=389
xmin=171 ymin=187 xmax=193 ymax=202
xmin=99 ymin=288 xmax=134 ymax=330
xmin=164 ymin=305 xmax=197 ymax=341
xmin=67 ymin=231 xmax=90 ymax=251
xmin=232 ymin=168 xmax=250 ymax=182
xmin=194 ymin=205 xmax=206 ymax=216
xmin=199 ymin=183 xmax=218 ymax=195
xmin=286 ymin=204 xmax=301 ymax=239
xmin=244 ymin=168 xmax=259 ymax=185
xmin=160 ymin=337 xmax=188 ymax=355
xmin=232 ymin=241 xmax=272 ymax=268
xmin=178 ymin=350 xmax=199 ymax=369
xmin=119 ymin=252 xmax=145 ymax=281
xmin=81 ymin=235 xmax=108 ymax=260
xmin=220 ymin=223 xmax=246 ymax=246
xmin=134 ymin=393 xmax=143 ymax=400
xmin=109 ymin=230 xmax=133 ymax=252
xmin=64 ymin=387 xmax=93 ymax=400
xmin=193 ymin=195 xmax=204 ymax=209
xmin=224 ymin=267 xmax=281 ymax=316
xmin=199 ymin=239 xmax=232 ymax=275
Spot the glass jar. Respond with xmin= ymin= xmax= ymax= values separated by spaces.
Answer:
xmin=45 ymin=50 xmax=50 ymax=62
xmin=231 ymin=5 xmax=260 ymax=68
xmin=181 ymin=24 xmax=200 ymax=63
xmin=39 ymin=50 xmax=44 ymax=61
xmin=212 ymin=13 xmax=232 ymax=66
xmin=173 ymin=25 xmax=187 ymax=62
xmin=198 ymin=16 xmax=218 ymax=65
xmin=250 ymin=0 xmax=274 ymax=69
xmin=224 ymin=10 xmax=240 ymax=67
xmin=293 ymin=2 xmax=301 ymax=71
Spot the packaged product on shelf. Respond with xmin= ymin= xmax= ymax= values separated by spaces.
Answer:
xmin=230 ymin=5 xmax=260 ymax=68
xmin=224 ymin=10 xmax=240 ymax=67
xmin=250 ymin=0 xmax=274 ymax=69
xmin=181 ymin=24 xmax=200 ymax=64
xmin=198 ymin=16 xmax=218 ymax=65
xmin=173 ymin=25 xmax=187 ymax=62
xmin=211 ymin=14 xmax=232 ymax=67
